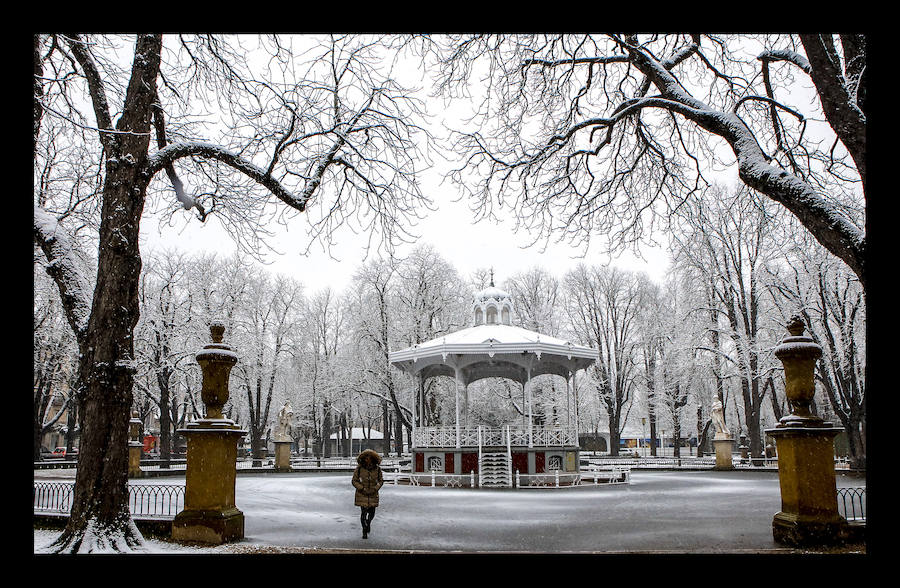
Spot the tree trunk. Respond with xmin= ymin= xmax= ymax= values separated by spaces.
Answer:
xmin=44 ymin=35 xmax=162 ymax=552
xmin=382 ymin=400 xmax=391 ymax=456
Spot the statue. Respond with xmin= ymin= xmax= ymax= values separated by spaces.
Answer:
xmin=275 ymin=401 xmax=294 ymax=442
xmin=712 ymin=399 xmax=730 ymax=439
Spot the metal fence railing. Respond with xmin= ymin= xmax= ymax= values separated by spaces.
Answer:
xmin=837 ymin=487 xmax=866 ymax=522
xmin=33 ymin=482 xmax=185 ymax=520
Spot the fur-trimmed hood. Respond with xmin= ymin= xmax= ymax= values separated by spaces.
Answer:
xmin=357 ymin=448 xmax=382 ymax=466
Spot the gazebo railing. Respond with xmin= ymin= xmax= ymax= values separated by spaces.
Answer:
xmin=414 ymin=425 xmax=577 ymax=448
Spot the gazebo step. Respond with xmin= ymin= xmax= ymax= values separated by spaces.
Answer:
xmin=479 ymin=451 xmax=512 ymax=488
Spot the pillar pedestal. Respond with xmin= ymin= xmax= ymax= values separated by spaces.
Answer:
xmin=713 ymin=435 xmax=734 ymax=470
xmin=172 ymin=419 xmax=246 ymax=544
xmin=128 ymin=413 xmax=144 ymax=478
xmin=128 ymin=443 xmax=144 ymax=478
xmin=274 ymin=440 xmax=293 ymax=472
xmin=766 ymin=424 xmax=848 ymax=546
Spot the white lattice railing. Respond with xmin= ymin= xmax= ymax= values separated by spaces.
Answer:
xmin=414 ymin=425 xmax=577 ymax=448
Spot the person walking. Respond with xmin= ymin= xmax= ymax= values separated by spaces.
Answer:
xmin=352 ymin=448 xmax=384 ymax=539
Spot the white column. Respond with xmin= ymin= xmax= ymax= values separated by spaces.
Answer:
xmin=527 ymin=367 xmax=533 ymax=448
xmin=464 ymin=381 xmax=469 ymax=427
xmin=413 ymin=373 xmax=420 ymax=446
xmin=573 ymin=369 xmax=579 ymax=447
xmin=418 ymin=373 xmax=424 ymax=428
xmin=454 ymin=368 xmax=461 ymax=448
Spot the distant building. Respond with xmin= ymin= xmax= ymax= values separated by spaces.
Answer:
xmin=329 ymin=427 xmax=384 ymax=456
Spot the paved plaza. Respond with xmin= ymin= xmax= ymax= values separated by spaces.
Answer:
xmin=34 ymin=468 xmax=866 ymax=554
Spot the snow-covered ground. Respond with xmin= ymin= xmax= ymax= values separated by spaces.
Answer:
xmin=34 ymin=469 xmax=865 ymax=554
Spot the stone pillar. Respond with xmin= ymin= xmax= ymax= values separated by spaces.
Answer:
xmin=172 ymin=321 xmax=247 ymax=545
xmin=766 ymin=315 xmax=847 ymax=547
xmin=128 ymin=412 xmax=144 ymax=479
xmin=274 ymin=441 xmax=292 ymax=472
xmin=713 ymin=434 xmax=734 ymax=470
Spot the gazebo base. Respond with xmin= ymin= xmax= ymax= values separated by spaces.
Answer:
xmin=411 ymin=446 xmax=580 ymax=478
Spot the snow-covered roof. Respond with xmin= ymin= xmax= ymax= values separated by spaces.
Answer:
xmin=473 ymin=285 xmax=511 ymax=301
xmin=389 ymin=323 xmax=597 ymax=385
xmin=410 ymin=323 xmax=577 ymax=349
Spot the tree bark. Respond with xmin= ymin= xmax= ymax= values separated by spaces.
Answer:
xmin=45 ymin=34 xmax=162 ymax=552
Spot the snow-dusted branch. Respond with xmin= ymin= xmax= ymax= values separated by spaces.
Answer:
xmin=33 ymin=205 xmax=92 ymax=344
xmin=145 ymin=142 xmax=310 ymax=213
xmin=62 ymin=35 xmax=115 ymax=154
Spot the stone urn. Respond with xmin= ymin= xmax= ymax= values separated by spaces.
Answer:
xmin=773 ymin=315 xmax=825 ymax=428
xmin=195 ymin=321 xmax=238 ymax=421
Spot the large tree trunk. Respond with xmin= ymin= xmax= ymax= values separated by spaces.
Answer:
xmin=44 ymin=34 xmax=162 ymax=553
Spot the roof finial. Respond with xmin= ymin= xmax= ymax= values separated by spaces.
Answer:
xmin=489 ymin=267 xmax=495 ymax=287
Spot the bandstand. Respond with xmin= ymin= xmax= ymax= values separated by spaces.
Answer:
xmin=389 ymin=278 xmax=598 ymax=488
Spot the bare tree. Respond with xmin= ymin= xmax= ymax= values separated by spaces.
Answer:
xmin=427 ymin=34 xmax=865 ymax=292
xmin=504 ymin=267 xmax=562 ymax=336
xmin=133 ymin=249 xmax=196 ymax=466
xmin=766 ymin=236 xmax=866 ymax=468
xmin=564 ymin=265 xmax=647 ymax=455
xmin=33 ymin=268 xmax=80 ymax=460
xmin=33 ymin=33 xmax=433 ymax=552
xmin=670 ymin=185 xmax=783 ymax=458
xmin=233 ymin=271 xmax=302 ymax=464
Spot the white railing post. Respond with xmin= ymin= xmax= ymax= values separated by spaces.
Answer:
xmin=555 ymin=469 xmax=559 ymax=488
xmin=477 ymin=426 xmax=483 ymax=488
xmin=506 ymin=425 xmax=513 ymax=487
xmin=516 ymin=469 xmax=520 ymax=488
xmin=470 ymin=470 xmax=475 ymax=488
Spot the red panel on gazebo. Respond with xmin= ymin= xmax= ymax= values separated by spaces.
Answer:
xmin=444 ymin=452 xmax=455 ymax=474
xmin=535 ymin=451 xmax=545 ymax=473
xmin=512 ymin=452 xmax=528 ymax=476
xmin=461 ymin=452 xmax=478 ymax=474
xmin=415 ymin=452 xmax=424 ymax=472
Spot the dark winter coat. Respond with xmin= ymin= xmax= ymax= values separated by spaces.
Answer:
xmin=352 ymin=449 xmax=384 ymax=508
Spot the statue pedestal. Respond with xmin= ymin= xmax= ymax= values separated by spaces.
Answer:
xmin=713 ymin=435 xmax=734 ymax=470
xmin=274 ymin=440 xmax=292 ymax=472
xmin=172 ymin=419 xmax=247 ymax=544
xmin=128 ymin=442 xmax=143 ymax=478
xmin=766 ymin=424 xmax=848 ymax=546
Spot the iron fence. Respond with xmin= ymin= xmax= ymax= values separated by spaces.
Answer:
xmin=33 ymin=482 xmax=185 ymax=520
xmin=837 ymin=487 xmax=866 ymax=522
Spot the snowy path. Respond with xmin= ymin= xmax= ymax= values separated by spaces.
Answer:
xmin=235 ymin=470 xmax=785 ymax=552
xmin=34 ymin=469 xmax=864 ymax=553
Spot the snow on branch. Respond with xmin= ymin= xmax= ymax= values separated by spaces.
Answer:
xmin=145 ymin=142 xmax=310 ymax=213
xmin=757 ymin=49 xmax=812 ymax=75
xmin=33 ymin=205 xmax=92 ymax=343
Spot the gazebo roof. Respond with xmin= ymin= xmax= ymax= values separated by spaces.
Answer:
xmin=389 ymin=323 xmax=597 ymax=386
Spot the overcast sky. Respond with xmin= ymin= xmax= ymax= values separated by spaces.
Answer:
xmin=139 ymin=173 xmax=677 ymax=295
xmin=135 ymin=35 xmax=744 ymax=295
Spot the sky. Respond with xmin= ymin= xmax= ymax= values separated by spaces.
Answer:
xmin=140 ymin=178 xmax=675 ymax=295
xmin=136 ymin=35 xmax=690 ymax=295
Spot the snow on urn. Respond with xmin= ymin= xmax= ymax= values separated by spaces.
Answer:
xmin=774 ymin=315 xmax=823 ymax=427
xmin=195 ymin=320 xmax=238 ymax=420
